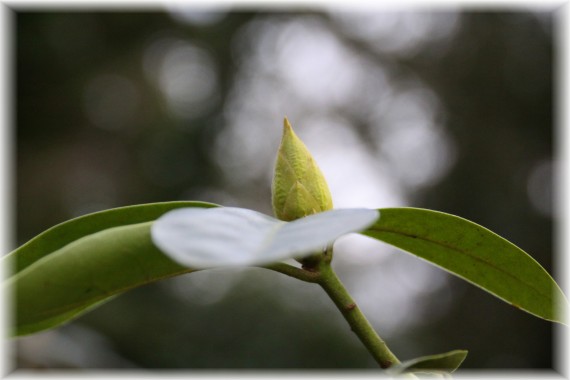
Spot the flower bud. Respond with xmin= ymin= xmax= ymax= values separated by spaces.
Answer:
xmin=272 ymin=118 xmax=333 ymax=221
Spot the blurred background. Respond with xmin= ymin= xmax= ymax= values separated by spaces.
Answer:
xmin=12 ymin=6 xmax=558 ymax=371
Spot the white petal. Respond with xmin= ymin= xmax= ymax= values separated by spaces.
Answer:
xmin=151 ymin=207 xmax=379 ymax=268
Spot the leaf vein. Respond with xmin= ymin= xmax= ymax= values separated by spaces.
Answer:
xmin=367 ymin=226 xmax=551 ymax=302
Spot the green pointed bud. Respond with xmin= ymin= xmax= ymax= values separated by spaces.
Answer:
xmin=272 ymin=118 xmax=333 ymax=221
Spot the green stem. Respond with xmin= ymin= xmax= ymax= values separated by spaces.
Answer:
xmin=317 ymin=262 xmax=401 ymax=369
xmin=262 ymin=262 xmax=320 ymax=283
xmin=263 ymin=259 xmax=404 ymax=371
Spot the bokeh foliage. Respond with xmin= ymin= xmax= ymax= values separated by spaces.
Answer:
xmin=14 ymin=9 xmax=555 ymax=369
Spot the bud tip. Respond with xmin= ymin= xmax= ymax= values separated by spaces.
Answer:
xmin=283 ymin=117 xmax=292 ymax=132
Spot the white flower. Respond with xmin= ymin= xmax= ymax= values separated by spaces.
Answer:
xmin=151 ymin=207 xmax=379 ymax=269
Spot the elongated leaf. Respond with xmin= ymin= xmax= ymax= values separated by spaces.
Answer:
xmin=362 ymin=208 xmax=567 ymax=324
xmin=4 ymin=201 xmax=216 ymax=336
xmin=152 ymin=207 xmax=380 ymax=268
xmin=4 ymin=201 xmax=217 ymax=277
xmin=386 ymin=350 xmax=467 ymax=375
xmin=7 ymin=222 xmax=195 ymax=336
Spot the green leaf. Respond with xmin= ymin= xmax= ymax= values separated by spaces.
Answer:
xmin=362 ymin=208 xmax=567 ymax=324
xmin=386 ymin=350 xmax=468 ymax=376
xmin=4 ymin=201 xmax=217 ymax=336
xmin=152 ymin=207 xmax=380 ymax=268
xmin=7 ymin=223 xmax=196 ymax=336
xmin=6 ymin=203 xmax=377 ymax=337
xmin=4 ymin=201 xmax=217 ymax=277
